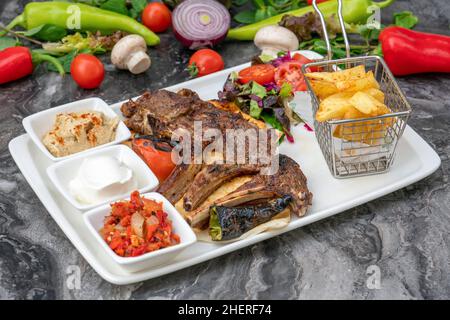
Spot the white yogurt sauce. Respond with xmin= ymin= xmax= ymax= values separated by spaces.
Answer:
xmin=69 ymin=156 xmax=137 ymax=204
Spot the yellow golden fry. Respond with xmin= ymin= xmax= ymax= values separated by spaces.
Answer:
xmin=310 ymin=80 xmax=339 ymax=100
xmin=305 ymin=65 xmax=366 ymax=82
xmin=316 ymin=92 xmax=354 ymax=122
xmin=335 ymin=71 xmax=379 ymax=92
xmin=349 ymin=91 xmax=384 ymax=115
xmin=363 ymin=88 xmax=385 ymax=103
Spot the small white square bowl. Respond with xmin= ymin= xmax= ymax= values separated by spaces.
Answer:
xmin=22 ymin=97 xmax=131 ymax=162
xmin=47 ymin=145 xmax=159 ymax=211
xmin=83 ymin=192 xmax=197 ymax=272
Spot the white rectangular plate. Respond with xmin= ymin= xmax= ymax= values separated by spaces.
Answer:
xmin=9 ymin=52 xmax=441 ymax=285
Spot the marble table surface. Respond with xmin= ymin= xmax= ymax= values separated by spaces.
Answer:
xmin=0 ymin=0 xmax=449 ymax=300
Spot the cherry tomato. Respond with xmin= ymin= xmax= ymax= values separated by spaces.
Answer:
xmin=292 ymin=53 xmax=319 ymax=72
xmin=188 ymin=49 xmax=224 ymax=77
xmin=142 ymin=3 xmax=172 ymax=33
xmin=70 ymin=54 xmax=104 ymax=89
xmin=132 ymin=136 xmax=175 ymax=182
xmin=275 ymin=61 xmax=307 ymax=92
xmin=238 ymin=64 xmax=275 ymax=85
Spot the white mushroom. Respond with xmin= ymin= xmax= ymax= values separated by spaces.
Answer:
xmin=254 ymin=25 xmax=299 ymax=57
xmin=111 ymin=35 xmax=151 ymax=74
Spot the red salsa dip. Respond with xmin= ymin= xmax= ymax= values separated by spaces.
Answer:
xmin=100 ymin=191 xmax=180 ymax=257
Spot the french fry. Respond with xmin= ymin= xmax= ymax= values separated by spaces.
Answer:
xmin=363 ymin=88 xmax=385 ymax=103
xmin=349 ymin=91 xmax=382 ymax=115
xmin=310 ymin=80 xmax=339 ymax=100
xmin=309 ymin=64 xmax=395 ymax=145
xmin=305 ymin=65 xmax=366 ymax=82
xmin=335 ymin=71 xmax=379 ymax=92
xmin=316 ymin=92 xmax=354 ymax=122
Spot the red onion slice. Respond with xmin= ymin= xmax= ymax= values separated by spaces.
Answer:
xmin=172 ymin=0 xmax=230 ymax=49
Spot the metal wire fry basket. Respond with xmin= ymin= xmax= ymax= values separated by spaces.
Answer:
xmin=302 ymin=0 xmax=412 ymax=178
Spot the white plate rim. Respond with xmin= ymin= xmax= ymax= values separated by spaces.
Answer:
xmin=9 ymin=50 xmax=442 ymax=285
xmin=8 ymin=125 xmax=441 ymax=285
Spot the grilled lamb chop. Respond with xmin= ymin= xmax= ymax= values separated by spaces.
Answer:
xmin=122 ymin=89 xmax=278 ymax=205
xmin=186 ymin=154 xmax=313 ymax=227
xmin=183 ymin=164 xmax=261 ymax=211
xmin=157 ymin=163 xmax=203 ymax=204
xmin=121 ymin=89 xmax=258 ymax=139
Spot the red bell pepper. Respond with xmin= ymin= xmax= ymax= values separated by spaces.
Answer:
xmin=0 ymin=46 xmax=64 ymax=84
xmin=379 ymin=26 xmax=450 ymax=76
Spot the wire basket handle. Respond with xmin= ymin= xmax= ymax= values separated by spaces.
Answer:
xmin=312 ymin=0 xmax=350 ymax=60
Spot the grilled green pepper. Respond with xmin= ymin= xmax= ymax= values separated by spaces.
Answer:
xmin=1 ymin=1 xmax=159 ymax=46
xmin=227 ymin=0 xmax=396 ymax=41
xmin=209 ymin=195 xmax=292 ymax=241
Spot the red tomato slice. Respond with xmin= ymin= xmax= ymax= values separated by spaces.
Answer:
xmin=275 ymin=61 xmax=307 ymax=92
xmin=238 ymin=64 xmax=275 ymax=85
xmin=292 ymin=53 xmax=319 ymax=72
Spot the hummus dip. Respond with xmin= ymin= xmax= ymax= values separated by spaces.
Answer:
xmin=43 ymin=111 xmax=119 ymax=157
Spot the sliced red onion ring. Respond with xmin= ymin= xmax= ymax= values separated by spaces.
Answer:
xmin=172 ymin=0 xmax=230 ymax=49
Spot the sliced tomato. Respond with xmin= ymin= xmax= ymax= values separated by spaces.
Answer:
xmin=275 ymin=61 xmax=307 ymax=92
xmin=292 ymin=53 xmax=319 ymax=72
xmin=238 ymin=64 xmax=275 ymax=85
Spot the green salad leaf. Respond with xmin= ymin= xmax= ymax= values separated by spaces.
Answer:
xmin=24 ymin=24 xmax=67 ymax=42
xmin=0 ymin=37 xmax=19 ymax=51
xmin=251 ymin=81 xmax=267 ymax=98
xmin=394 ymin=11 xmax=419 ymax=29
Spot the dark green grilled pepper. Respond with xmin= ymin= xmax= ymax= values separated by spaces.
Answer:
xmin=209 ymin=195 xmax=292 ymax=241
xmin=1 ymin=1 xmax=159 ymax=46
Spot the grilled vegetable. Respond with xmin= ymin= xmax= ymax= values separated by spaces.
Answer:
xmin=209 ymin=195 xmax=292 ymax=241
xmin=132 ymin=135 xmax=176 ymax=182
xmin=1 ymin=1 xmax=160 ymax=46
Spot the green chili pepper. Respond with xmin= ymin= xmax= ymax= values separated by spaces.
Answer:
xmin=227 ymin=0 xmax=396 ymax=41
xmin=0 ymin=1 xmax=159 ymax=46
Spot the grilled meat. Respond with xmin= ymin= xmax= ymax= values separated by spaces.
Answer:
xmin=122 ymin=89 xmax=278 ymax=204
xmin=120 ymin=89 xmax=312 ymax=229
xmin=121 ymin=89 xmax=258 ymax=139
xmin=183 ymin=164 xmax=260 ymax=211
xmin=157 ymin=163 xmax=202 ymax=204
xmin=186 ymin=154 xmax=312 ymax=227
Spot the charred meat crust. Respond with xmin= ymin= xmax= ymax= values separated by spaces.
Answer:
xmin=156 ymin=163 xmax=202 ymax=204
xmin=183 ymin=164 xmax=261 ymax=212
xmin=186 ymin=155 xmax=313 ymax=227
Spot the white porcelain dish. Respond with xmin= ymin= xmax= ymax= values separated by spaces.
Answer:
xmin=47 ymin=145 xmax=159 ymax=211
xmin=84 ymin=192 xmax=197 ymax=272
xmin=22 ymin=97 xmax=131 ymax=162
xmin=9 ymin=50 xmax=441 ymax=285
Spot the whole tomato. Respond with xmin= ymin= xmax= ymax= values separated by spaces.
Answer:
xmin=188 ymin=49 xmax=224 ymax=77
xmin=142 ymin=3 xmax=172 ymax=33
xmin=70 ymin=54 xmax=104 ymax=89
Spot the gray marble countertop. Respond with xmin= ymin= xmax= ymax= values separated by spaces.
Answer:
xmin=1 ymin=0 xmax=449 ymax=300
